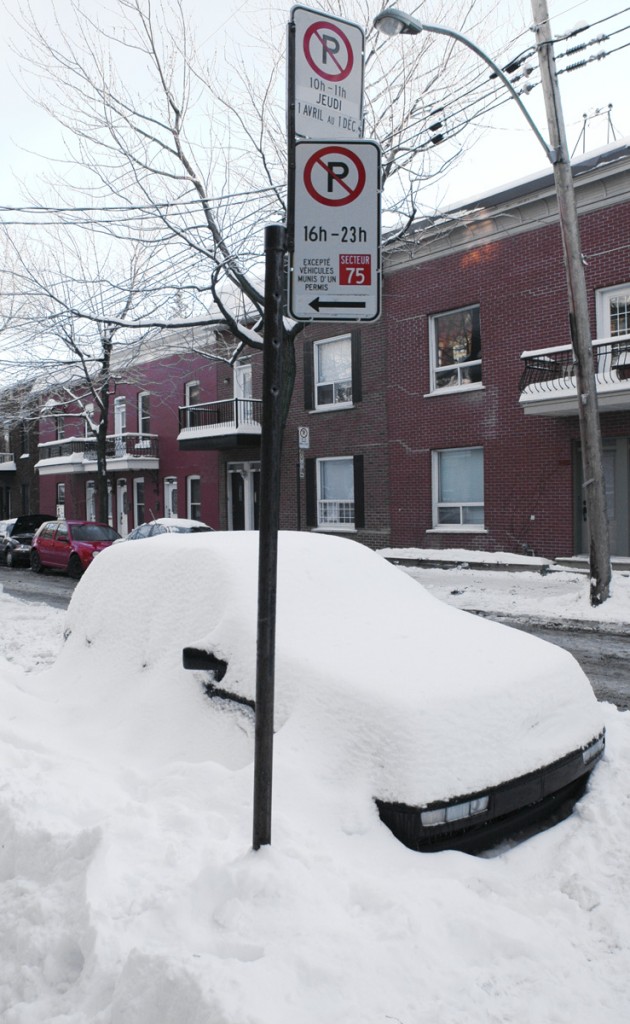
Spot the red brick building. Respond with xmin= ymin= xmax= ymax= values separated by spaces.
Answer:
xmin=12 ymin=141 xmax=630 ymax=558
xmin=271 ymin=140 xmax=630 ymax=558
xmin=34 ymin=348 xmax=223 ymax=534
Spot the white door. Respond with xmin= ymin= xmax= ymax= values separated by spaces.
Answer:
xmin=117 ymin=479 xmax=128 ymax=536
xmin=164 ymin=477 xmax=178 ymax=518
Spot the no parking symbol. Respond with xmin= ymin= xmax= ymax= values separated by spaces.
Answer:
xmin=303 ymin=21 xmax=354 ymax=82
xmin=303 ymin=145 xmax=366 ymax=207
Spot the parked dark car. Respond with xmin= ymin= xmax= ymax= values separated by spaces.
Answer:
xmin=31 ymin=520 xmax=121 ymax=578
xmin=0 ymin=514 xmax=57 ymax=568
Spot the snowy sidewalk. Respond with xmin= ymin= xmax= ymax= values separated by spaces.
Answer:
xmin=381 ymin=548 xmax=630 ymax=632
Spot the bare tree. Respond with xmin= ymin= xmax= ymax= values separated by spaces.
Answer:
xmin=0 ymin=0 xmax=527 ymax=490
xmin=2 ymin=223 xmax=173 ymax=519
xmin=3 ymin=1 xmax=510 ymax=324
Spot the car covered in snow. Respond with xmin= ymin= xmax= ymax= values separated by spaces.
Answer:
xmin=0 ymin=513 xmax=57 ymax=567
xmin=60 ymin=531 xmax=605 ymax=854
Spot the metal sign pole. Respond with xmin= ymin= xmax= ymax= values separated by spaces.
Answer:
xmin=253 ymin=223 xmax=287 ymax=851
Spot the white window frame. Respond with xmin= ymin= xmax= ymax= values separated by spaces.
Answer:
xmin=234 ymin=362 xmax=253 ymax=400
xmin=429 ymin=305 xmax=482 ymax=393
xmin=314 ymin=335 xmax=353 ymax=410
xmin=138 ymin=391 xmax=151 ymax=437
xmin=596 ymin=284 xmax=630 ymax=339
xmin=187 ymin=475 xmax=201 ymax=521
xmin=184 ymin=380 xmax=201 ymax=428
xmin=114 ymin=395 xmax=127 ymax=435
xmin=316 ymin=456 xmax=355 ymax=531
xmin=431 ymin=447 xmax=485 ymax=531
xmin=133 ymin=477 xmax=145 ymax=527
xmin=86 ymin=480 xmax=96 ymax=521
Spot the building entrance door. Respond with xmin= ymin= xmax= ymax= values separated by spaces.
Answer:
xmin=117 ymin=479 xmax=129 ymax=537
xmin=576 ymin=438 xmax=629 ymax=556
xmin=227 ymin=462 xmax=260 ymax=531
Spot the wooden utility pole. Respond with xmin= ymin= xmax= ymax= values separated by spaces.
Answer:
xmin=531 ymin=0 xmax=611 ymax=605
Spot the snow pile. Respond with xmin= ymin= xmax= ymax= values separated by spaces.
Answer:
xmin=0 ymin=535 xmax=628 ymax=1023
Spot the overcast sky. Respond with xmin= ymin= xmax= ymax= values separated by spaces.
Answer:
xmin=0 ymin=0 xmax=628 ymax=209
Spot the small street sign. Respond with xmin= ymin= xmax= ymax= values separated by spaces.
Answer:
xmin=298 ymin=426 xmax=310 ymax=449
xmin=290 ymin=139 xmax=381 ymax=322
xmin=290 ymin=6 xmax=365 ymax=140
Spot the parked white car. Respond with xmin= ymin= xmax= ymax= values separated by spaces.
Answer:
xmin=62 ymin=531 xmax=604 ymax=853
xmin=121 ymin=517 xmax=214 ymax=541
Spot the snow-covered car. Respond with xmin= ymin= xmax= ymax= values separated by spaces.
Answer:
xmin=0 ymin=513 xmax=57 ymax=567
xmin=61 ymin=531 xmax=605 ymax=854
xmin=121 ymin=517 xmax=214 ymax=541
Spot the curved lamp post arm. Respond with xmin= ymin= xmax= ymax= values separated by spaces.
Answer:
xmin=373 ymin=7 xmax=556 ymax=163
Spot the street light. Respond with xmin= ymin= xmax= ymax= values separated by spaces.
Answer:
xmin=373 ymin=4 xmax=611 ymax=605
xmin=373 ymin=7 xmax=554 ymax=162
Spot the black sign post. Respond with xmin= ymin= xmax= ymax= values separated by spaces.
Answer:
xmin=253 ymin=224 xmax=287 ymax=851
xmin=252 ymin=6 xmax=369 ymax=851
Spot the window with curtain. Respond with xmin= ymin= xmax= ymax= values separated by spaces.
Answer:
xmin=433 ymin=447 xmax=484 ymax=528
xmin=315 ymin=336 xmax=353 ymax=408
xmin=317 ymin=457 xmax=354 ymax=526
xmin=429 ymin=305 xmax=482 ymax=390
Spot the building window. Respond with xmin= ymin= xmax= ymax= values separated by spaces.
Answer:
xmin=138 ymin=392 xmax=150 ymax=437
xmin=432 ymin=447 xmax=484 ymax=529
xmin=185 ymin=380 xmax=201 ymax=428
xmin=314 ymin=336 xmax=353 ymax=408
xmin=134 ymin=477 xmax=145 ymax=526
xmin=304 ymin=455 xmax=365 ymax=531
xmin=56 ymin=482 xmax=66 ymax=519
xmin=114 ymin=395 xmax=127 ymax=435
xmin=19 ymin=422 xmax=29 ymax=456
xmin=55 ymin=414 xmax=65 ymax=440
xmin=429 ymin=305 xmax=482 ymax=390
xmin=596 ymin=284 xmax=630 ymax=337
xmin=304 ymin=332 xmax=362 ymax=411
xmin=187 ymin=475 xmax=201 ymax=521
xmin=86 ymin=480 xmax=96 ymax=521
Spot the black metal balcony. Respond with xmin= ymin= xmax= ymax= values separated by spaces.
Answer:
xmin=519 ymin=336 xmax=630 ymax=416
xmin=0 ymin=452 xmax=16 ymax=471
xmin=178 ymin=398 xmax=263 ymax=450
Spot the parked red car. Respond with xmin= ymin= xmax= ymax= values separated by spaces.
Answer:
xmin=31 ymin=520 xmax=120 ymax=578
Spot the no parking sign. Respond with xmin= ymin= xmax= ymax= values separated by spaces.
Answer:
xmin=290 ymin=5 xmax=365 ymax=139
xmin=289 ymin=139 xmax=381 ymax=321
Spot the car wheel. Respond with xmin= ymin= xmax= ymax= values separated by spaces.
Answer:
xmin=6 ymin=550 xmax=15 ymax=568
xmin=68 ymin=554 xmax=84 ymax=580
xmin=31 ymin=550 xmax=43 ymax=574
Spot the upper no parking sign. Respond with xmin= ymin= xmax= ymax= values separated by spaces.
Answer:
xmin=290 ymin=6 xmax=365 ymax=140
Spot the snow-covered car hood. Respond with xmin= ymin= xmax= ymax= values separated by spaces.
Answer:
xmin=59 ymin=531 xmax=603 ymax=808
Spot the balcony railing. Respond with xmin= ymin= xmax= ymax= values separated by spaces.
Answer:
xmin=179 ymin=397 xmax=262 ymax=433
xmin=37 ymin=433 xmax=159 ymax=464
xmin=178 ymin=398 xmax=263 ymax=449
xmin=0 ymin=452 xmax=16 ymax=470
xmin=519 ymin=335 xmax=630 ymax=415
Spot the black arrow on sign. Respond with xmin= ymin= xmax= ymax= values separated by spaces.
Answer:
xmin=309 ymin=297 xmax=367 ymax=311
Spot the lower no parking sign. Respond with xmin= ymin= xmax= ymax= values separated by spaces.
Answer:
xmin=289 ymin=139 xmax=381 ymax=321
